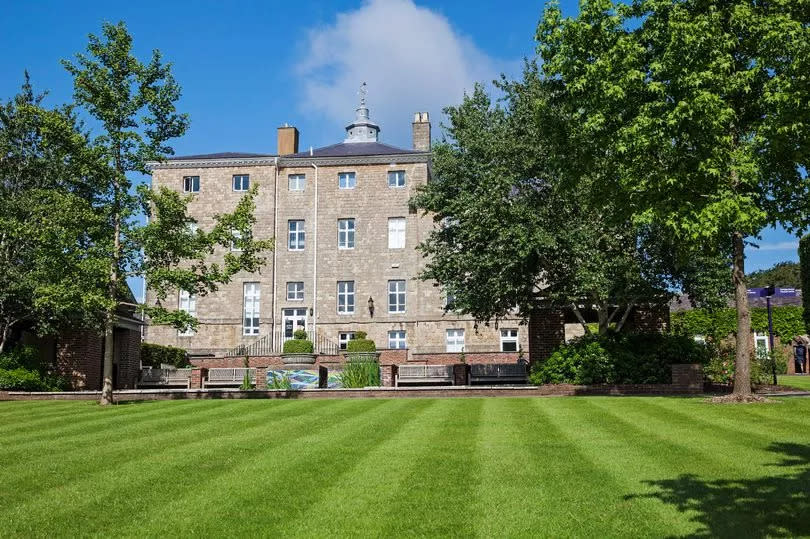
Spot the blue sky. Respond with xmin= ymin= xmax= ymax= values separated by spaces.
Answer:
xmin=0 ymin=0 xmax=798 ymax=291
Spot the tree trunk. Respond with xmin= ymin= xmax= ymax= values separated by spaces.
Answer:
xmin=732 ymin=231 xmax=752 ymax=397
xmin=0 ymin=322 xmax=13 ymax=355
xmin=571 ymin=304 xmax=591 ymax=334
xmin=597 ymin=305 xmax=609 ymax=335
xmin=100 ymin=186 xmax=121 ymax=406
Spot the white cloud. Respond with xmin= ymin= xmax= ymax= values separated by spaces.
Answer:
xmin=296 ymin=0 xmax=508 ymax=148
xmin=755 ymin=241 xmax=799 ymax=251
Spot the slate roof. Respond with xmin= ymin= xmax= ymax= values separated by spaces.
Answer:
xmin=287 ymin=142 xmax=423 ymax=158
xmin=167 ymin=152 xmax=274 ymax=161
xmin=670 ymin=292 xmax=803 ymax=311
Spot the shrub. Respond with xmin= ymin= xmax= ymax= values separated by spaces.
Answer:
xmin=282 ymin=339 xmax=314 ymax=354
xmin=268 ymin=371 xmax=293 ymax=390
xmin=346 ymin=333 xmax=376 ymax=353
xmin=704 ymin=344 xmax=770 ymax=385
xmin=293 ymin=329 xmax=308 ymax=340
xmin=239 ymin=371 xmax=252 ymax=390
xmin=530 ymin=338 xmax=615 ymax=385
xmin=141 ymin=343 xmax=188 ymax=368
xmin=339 ymin=359 xmax=381 ymax=388
xmin=0 ymin=345 xmax=41 ymax=371
xmin=0 ymin=346 xmax=70 ymax=391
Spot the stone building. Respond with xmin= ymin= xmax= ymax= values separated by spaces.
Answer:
xmin=145 ymin=96 xmax=529 ymax=359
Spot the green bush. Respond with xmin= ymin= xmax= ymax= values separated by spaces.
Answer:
xmin=141 ymin=343 xmax=188 ymax=368
xmin=530 ymin=333 xmax=710 ymax=385
xmin=346 ymin=334 xmax=376 ymax=353
xmin=293 ymin=329 xmax=308 ymax=340
xmin=671 ymin=306 xmax=805 ymax=342
xmin=0 ymin=345 xmax=70 ymax=391
xmin=704 ymin=344 xmax=772 ymax=385
xmin=339 ymin=360 xmax=381 ymax=388
xmin=0 ymin=345 xmax=41 ymax=371
xmin=282 ymin=339 xmax=314 ymax=354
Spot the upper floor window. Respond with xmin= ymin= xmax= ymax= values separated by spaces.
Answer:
xmin=337 ymin=281 xmax=355 ymax=314
xmin=243 ymin=282 xmax=260 ymax=336
xmin=338 ymin=218 xmax=355 ymax=249
xmin=388 ymin=280 xmax=406 ymax=313
xmin=289 ymin=174 xmax=306 ymax=191
xmin=388 ymin=330 xmax=407 ymax=349
xmin=230 ymin=230 xmax=243 ymax=252
xmin=388 ymin=170 xmax=406 ymax=188
xmin=388 ymin=217 xmax=406 ymax=249
xmin=286 ymin=281 xmax=304 ymax=301
xmin=288 ymin=220 xmax=305 ymax=250
xmin=500 ymin=328 xmax=518 ymax=352
xmin=338 ymin=172 xmax=356 ymax=189
xmin=232 ymin=174 xmax=249 ymax=191
xmin=178 ymin=290 xmax=197 ymax=336
xmin=183 ymin=176 xmax=200 ymax=193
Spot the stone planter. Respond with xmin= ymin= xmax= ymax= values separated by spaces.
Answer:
xmin=281 ymin=353 xmax=316 ymax=365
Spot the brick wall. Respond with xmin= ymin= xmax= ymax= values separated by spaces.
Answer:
xmin=626 ymin=304 xmax=670 ymax=333
xmin=55 ymin=330 xmax=103 ymax=390
xmin=408 ymin=352 xmax=518 ymax=365
xmin=529 ymin=309 xmax=565 ymax=364
xmin=114 ymin=328 xmax=141 ymax=389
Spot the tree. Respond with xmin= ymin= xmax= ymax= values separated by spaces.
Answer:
xmin=62 ymin=22 xmax=272 ymax=404
xmin=746 ymin=261 xmax=801 ymax=289
xmin=800 ymin=237 xmax=810 ymax=335
xmin=0 ymin=74 xmax=110 ymax=353
xmin=537 ymin=0 xmax=810 ymax=399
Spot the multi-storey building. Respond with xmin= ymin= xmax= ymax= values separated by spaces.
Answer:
xmin=145 ymin=96 xmax=529 ymax=358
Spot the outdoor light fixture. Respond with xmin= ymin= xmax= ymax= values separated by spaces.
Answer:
xmin=309 ymin=307 xmax=314 ymax=317
xmin=368 ymin=297 xmax=375 ymax=318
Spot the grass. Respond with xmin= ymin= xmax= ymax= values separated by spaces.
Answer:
xmin=2 ymin=397 xmax=810 ymax=537
xmin=778 ymin=374 xmax=810 ymax=391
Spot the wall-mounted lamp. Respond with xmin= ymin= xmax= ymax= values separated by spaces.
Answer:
xmin=368 ymin=297 xmax=375 ymax=318
xmin=309 ymin=307 xmax=314 ymax=317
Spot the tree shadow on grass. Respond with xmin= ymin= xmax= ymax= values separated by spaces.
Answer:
xmin=627 ymin=442 xmax=810 ymax=538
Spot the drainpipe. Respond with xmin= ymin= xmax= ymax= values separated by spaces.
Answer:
xmin=311 ymin=163 xmax=319 ymax=344
xmin=271 ymin=157 xmax=279 ymax=350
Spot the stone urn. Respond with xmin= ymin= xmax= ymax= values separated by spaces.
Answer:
xmin=281 ymin=353 xmax=316 ymax=365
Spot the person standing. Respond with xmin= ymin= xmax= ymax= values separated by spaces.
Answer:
xmin=794 ymin=341 xmax=807 ymax=374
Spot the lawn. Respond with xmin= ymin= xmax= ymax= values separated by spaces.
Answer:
xmin=778 ymin=375 xmax=810 ymax=391
xmin=2 ymin=397 xmax=810 ymax=537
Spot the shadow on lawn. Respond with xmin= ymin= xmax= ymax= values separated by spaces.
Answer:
xmin=627 ymin=442 xmax=810 ymax=537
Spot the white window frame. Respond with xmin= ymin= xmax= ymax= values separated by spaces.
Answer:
xmin=338 ymin=172 xmax=356 ymax=189
xmin=232 ymin=174 xmax=249 ymax=192
xmin=243 ymin=282 xmax=260 ymax=336
xmin=339 ymin=331 xmax=356 ymax=350
xmin=230 ymin=230 xmax=243 ymax=252
xmin=388 ymin=280 xmax=406 ymax=313
xmin=183 ymin=176 xmax=200 ymax=193
xmin=387 ymin=170 xmax=406 ymax=188
xmin=288 ymin=174 xmax=306 ymax=191
xmin=178 ymin=290 xmax=197 ymax=336
xmin=388 ymin=330 xmax=407 ymax=349
xmin=338 ymin=218 xmax=355 ymax=249
xmin=388 ymin=217 xmax=406 ymax=249
xmin=288 ymin=220 xmax=305 ymax=250
xmin=754 ymin=331 xmax=770 ymax=353
xmin=337 ymin=281 xmax=355 ymax=314
xmin=446 ymin=329 xmax=465 ymax=353
xmin=500 ymin=328 xmax=518 ymax=352
xmin=286 ymin=281 xmax=304 ymax=301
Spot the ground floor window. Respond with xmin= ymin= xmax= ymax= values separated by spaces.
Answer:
xmin=754 ymin=331 xmax=770 ymax=354
xmin=243 ymin=282 xmax=260 ymax=335
xmin=339 ymin=331 xmax=355 ymax=350
xmin=283 ymin=308 xmax=307 ymax=339
xmin=446 ymin=328 xmax=464 ymax=353
xmin=500 ymin=328 xmax=518 ymax=352
xmin=388 ymin=330 xmax=407 ymax=349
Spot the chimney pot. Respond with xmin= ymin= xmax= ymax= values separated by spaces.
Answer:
xmin=412 ymin=111 xmax=431 ymax=151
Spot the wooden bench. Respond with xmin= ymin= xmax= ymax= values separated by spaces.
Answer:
xmin=395 ymin=365 xmax=454 ymax=386
xmin=137 ymin=368 xmax=191 ymax=389
xmin=469 ymin=363 xmax=528 ymax=384
xmin=203 ymin=368 xmax=256 ymax=388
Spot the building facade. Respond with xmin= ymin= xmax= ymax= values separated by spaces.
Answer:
xmin=145 ymin=98 xmax=528 ymax=358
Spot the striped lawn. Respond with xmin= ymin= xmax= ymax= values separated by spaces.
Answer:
xmin=2 ymin=397 xmax=810 ymax=538
xmin=779 ymin=375 xmax=810 ymax=391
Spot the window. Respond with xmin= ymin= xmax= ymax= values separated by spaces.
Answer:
xmin=388 ymin=217 xmax=406 ymax=249
xmin=243 ymin=282 xmax=260 ymax=335
xmin=755 ymin=331 xmax=770 ymax=354
xmin=183 ymin=176 xmax=200 ymax=193
xmin=388 ymin=170 xmax=406 ymax=188
xmin=288 ymin=174 xmax=306 ymax=191
xmin=500 ymin=328 xmax=518 ymax=352
xmin=288 ymin=220 xmax=305 ymax=250
xmin=444 ymin=292 xmax=456 ymax=311
xmin=339 ymin=332 xmax=356 ymax=350
xmin=178 ymin=290 xmax=197 ymax=336
xmin=338 ymin=172 xmax=356 ymax=189
xmin=338 ymin=218 xmax=355 ymax=249
xmin=388 ymin=280 xmax=406 ymax=313
xmin=693 ymin=335 xmax=706 ymax=344
xmin=232 ymin=174 xmax=249 ymax=191
xmin=446 ymin=329 xmax=465 ymax=353
xmin=230 ymin=230 xmax=242 ymax=251
xmin=286 ymin=282 xmax=304 ymax=301
xmin=388 ymin=330 xmax=407 ymax=349
xmin=186 ymin=222 xmax=199 ymax=234
xmin=337 ymin=281 xmax=355 ymax=314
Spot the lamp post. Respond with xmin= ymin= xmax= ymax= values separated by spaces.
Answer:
xmin=765 ymin=285 xmax=776 ymax=385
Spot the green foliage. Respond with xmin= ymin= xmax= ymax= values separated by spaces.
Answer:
xmin=268 ymin=371 xmax=293 ymax=390
xmin=346 ymin=336 xmax=376 ymax=353
xmin=671 ymin=306 xmax=805 ymax=342
xmin=239 ymin=371 xmax=252 ymax=391
xmin=282 ymin=339 xmax=314 ymax=354
xmin=801 ymin=235 xmax=810 ymax=334
xmin=339 ymin=360 xmax=381 ymax=388
xmin=293 ymin=329 xmax=308 ymax=340
xmin=529 ymin=333 xmax=710 ymax=385
xmin=747 ymin=262 xmax=801 ymax=289
xmin=0 ymin=345 xmax=70 ymax=391
xmin=705 ymin=345 xmax=773 ymax=386
xmin=140 ymin=342 xmax=188 ymax=368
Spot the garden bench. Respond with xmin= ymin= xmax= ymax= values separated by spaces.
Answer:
xmin=137 ymin=368 xmax=191 ymax=388
xmin=203 ymin=368 xmax=256 ymax=388
xmin=395 ymin=365 xmax=454 ymax=386
xmin=469 ymin=363 xmax=527 ymax=384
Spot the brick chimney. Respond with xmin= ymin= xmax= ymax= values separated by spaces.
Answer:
xmin=412 ymin=112 xmax=430 ymax=151
xmin=277 ymin=124 xmax=299 ymax=155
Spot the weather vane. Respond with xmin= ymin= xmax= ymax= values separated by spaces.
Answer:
xmin=359 ymin=82 xmax=367 ymax=106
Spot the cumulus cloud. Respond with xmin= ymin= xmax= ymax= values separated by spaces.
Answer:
xmin=756 ymin=241 xmax=799 ymax=251
xmin=296 ymin=0 xmax=509 ymax=147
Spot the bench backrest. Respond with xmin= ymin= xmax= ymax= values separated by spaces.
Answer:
xmin=470 ymin=363 xmax=527 ymax=377
xmin=398 ymin=365 xmax=453 ymax=378
xmin=139 ymin=368 xmax=190 ymax=384
xmin=208 ymin=368 xmax=256 ymax=382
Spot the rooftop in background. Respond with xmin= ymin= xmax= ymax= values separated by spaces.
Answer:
xmin=287 ymin=141 xmax=422 ymax=158
xmin=671 ymin=288 xmax=803 ymax=312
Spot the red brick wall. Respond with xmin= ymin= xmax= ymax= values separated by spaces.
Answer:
xmin=408 ymin=352 xmax=518 ymax=365
xmin=55 ymin=330 xmax=103 ymax=390
xmin=114 ymin=328 xmax=141 ymax=389
xmin=625 ymin=304 xmax=670 ymax=333
xmin=529 ymin=309 xmax=565 ymax=364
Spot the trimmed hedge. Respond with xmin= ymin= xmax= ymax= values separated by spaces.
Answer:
xmin=671 ymin=306 xmax=805 ymax=342
xmin=141 ymin=343 xmax=189 ymax=368
xmin=346 ymin=331 xmax=376 ymax=353
xmin=282 ymin=339 xmax=314 ymax=354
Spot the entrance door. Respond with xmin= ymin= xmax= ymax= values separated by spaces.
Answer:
xmin=282 ymin=308 xmax=308 ymax=340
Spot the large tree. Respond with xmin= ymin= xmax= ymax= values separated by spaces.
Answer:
xmin=63 ymin=22 xmax=272 ymax=404
xmin=538 ymin=0 xmax=810 ymax=398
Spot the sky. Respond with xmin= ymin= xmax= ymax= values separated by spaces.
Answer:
xmin=0 ymin=0 xmax=799 ymax=294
